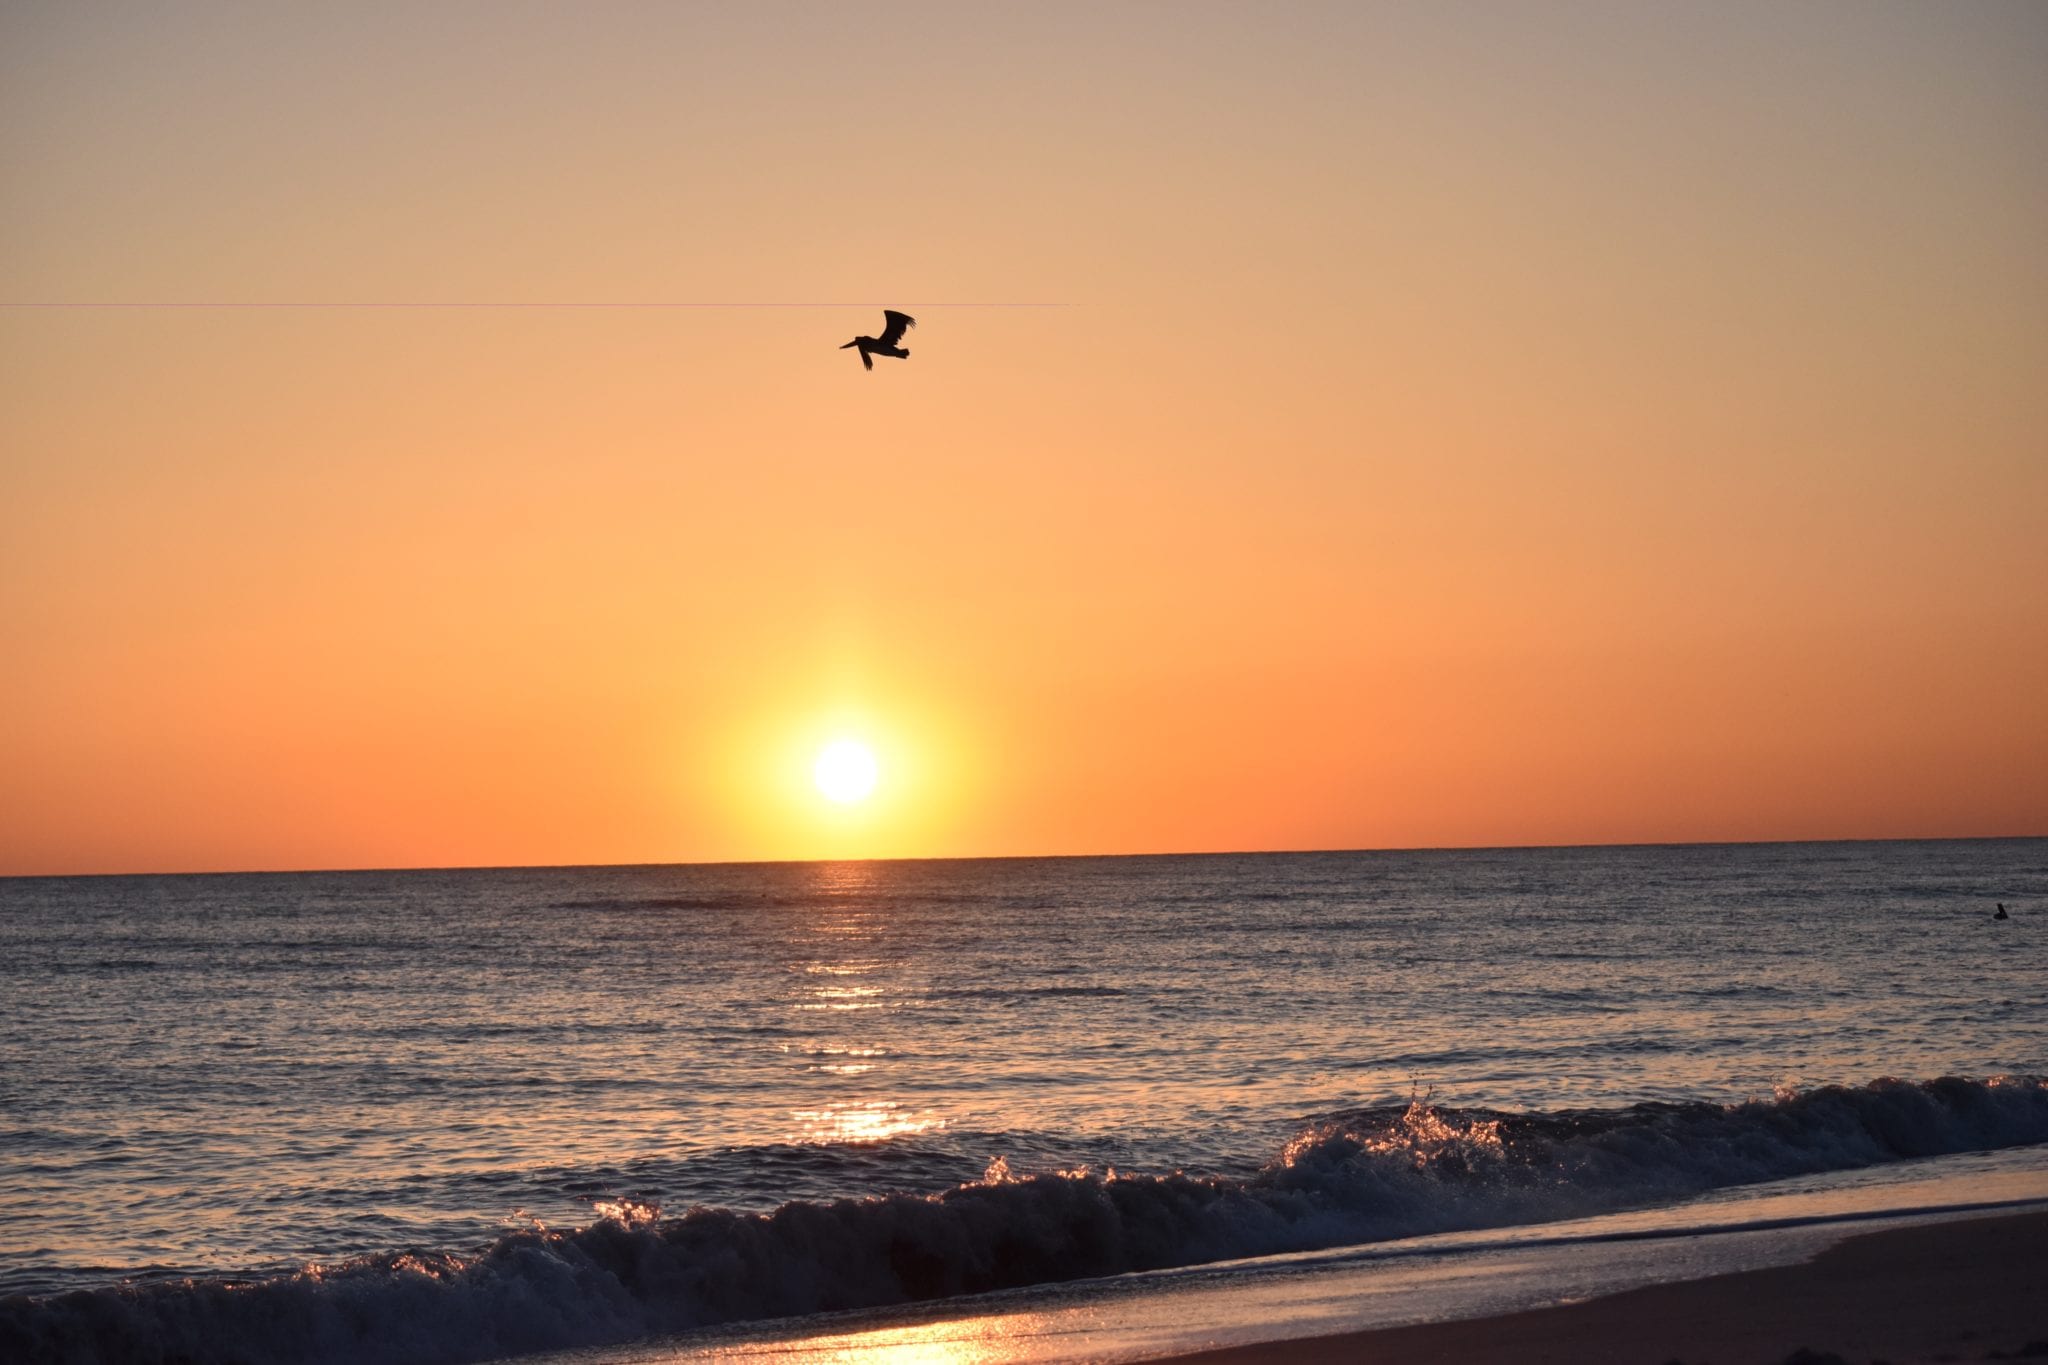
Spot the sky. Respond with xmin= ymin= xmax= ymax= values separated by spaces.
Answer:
xmin=3 ymin=1 xmax=2045 ymax=874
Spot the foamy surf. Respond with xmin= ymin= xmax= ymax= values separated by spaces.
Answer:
xmin=548 ymin=1171 xmax=2048 ymax=1365
xmin=6 ymin=1076 xmax=2045 ymax=1365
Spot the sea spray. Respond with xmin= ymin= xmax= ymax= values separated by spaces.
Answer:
xmin=6 ymin=1075 xmax=2045 ymax=1365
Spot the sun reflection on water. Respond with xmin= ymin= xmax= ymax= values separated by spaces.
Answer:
xmin=781 ymin=863 xmax=942 ymax=1146
xmin=789 ymin=1101 xmax=941 ymax=1145
xmin=797 ymin=985 xmax=886 ymax=1012
xmin=691 ymin=1303 xmax=1077 ymax=1365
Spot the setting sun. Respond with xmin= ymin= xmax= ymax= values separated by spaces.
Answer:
xmin=813 ymin=740 xmax=879 ymax=804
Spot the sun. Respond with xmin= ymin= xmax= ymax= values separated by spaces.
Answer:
xmin=813 ymin=739 xmax=879 ymax=803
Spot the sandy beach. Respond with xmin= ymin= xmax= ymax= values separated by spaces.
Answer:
xmin=1163 ymin=1209 xmax=2048 ymax=1365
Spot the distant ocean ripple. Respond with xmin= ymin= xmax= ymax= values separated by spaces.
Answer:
xmin=2 ymin=840 xmax=2044 ymax=1364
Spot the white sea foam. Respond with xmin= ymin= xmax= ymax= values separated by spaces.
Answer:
xmin=5 ymin=1076 xmax=2044 ymax=1365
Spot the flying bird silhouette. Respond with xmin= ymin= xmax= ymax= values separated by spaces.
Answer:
xmin=841 ymin=310 xmax=915 ymax=370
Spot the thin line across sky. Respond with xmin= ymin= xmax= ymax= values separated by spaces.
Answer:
xmin=0 ymin=301 xmax=1069 ymax=309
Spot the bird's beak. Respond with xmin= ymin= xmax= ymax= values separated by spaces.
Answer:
xmin=839 ymin=341 xmax=856 ymax=349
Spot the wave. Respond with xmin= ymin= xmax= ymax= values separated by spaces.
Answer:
xmin=5 ymin=1075 xmax=2044 ymax=1365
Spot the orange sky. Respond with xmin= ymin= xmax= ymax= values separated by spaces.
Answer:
xmin=3 ymin=2 xmax=2045 ymax=874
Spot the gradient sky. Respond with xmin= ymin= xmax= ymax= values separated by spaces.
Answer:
xmin=3 ymin=1 xmax=2045 ymax=874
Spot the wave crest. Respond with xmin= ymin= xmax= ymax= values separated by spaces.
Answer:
xmin=5 ymin=1075 xmax=2044 ymax=1365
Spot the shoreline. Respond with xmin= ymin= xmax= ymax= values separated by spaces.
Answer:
xmin=1155 ymin=1208 xmax=2048 ymax=1365
xmin=534 ymin=1159 xmax=2048 ymax=1365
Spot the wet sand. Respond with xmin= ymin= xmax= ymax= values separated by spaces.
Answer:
xmin=1160 ymin=1209 xmax=2048 ymax=1365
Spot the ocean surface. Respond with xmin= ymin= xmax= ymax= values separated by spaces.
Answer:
xmin=2 ymin=839 xmax=2044 ymax=1364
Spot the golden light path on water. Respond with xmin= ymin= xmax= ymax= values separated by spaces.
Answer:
xmin=690 ymin=1314 xmax=1047 ymax=1365
xmin=785 ymin=861 xmax=945 ymax=1148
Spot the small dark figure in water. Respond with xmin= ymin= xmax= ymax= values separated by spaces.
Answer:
xmin=1995 ymin=902 xmax=2010 ymax=920
xmin=840 ymin=310 xmax=915 ymax=371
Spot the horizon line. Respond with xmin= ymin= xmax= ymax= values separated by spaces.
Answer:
xmin=4 ymin=831 xmax=2041 ymax=881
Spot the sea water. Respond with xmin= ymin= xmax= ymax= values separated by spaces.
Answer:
xmin=2 ymin=840 xmax=2044 ymax=1363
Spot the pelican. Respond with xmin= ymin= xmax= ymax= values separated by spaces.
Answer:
xmin=840 ymin=310 xmax=915 ymax=370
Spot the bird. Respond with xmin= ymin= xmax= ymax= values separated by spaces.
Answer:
xmin=840 ymin=310 xmax=915 ymax=370
xmin=1994 ymin=902 xmax=2009 ymax=920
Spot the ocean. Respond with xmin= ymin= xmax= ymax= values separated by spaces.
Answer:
xmin=2 ymin=839 xmax=2044 ymax=1364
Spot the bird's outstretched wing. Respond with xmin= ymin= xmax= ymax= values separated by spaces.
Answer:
xmin=877 ymin=310 xmax=916 ymax=346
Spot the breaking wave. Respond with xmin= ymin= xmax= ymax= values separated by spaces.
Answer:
xmin=5 ymin=1075 xmax=2044 ymax=1365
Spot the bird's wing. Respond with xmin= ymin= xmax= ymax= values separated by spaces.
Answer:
xmin=877 ymin=310 xmax=916 ymax=346
xmin=859 ymin=346 xmax=873 ymax=370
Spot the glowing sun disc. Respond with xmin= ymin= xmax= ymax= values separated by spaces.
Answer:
xmin=814 ymin=740 xmax=879 ymax=803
